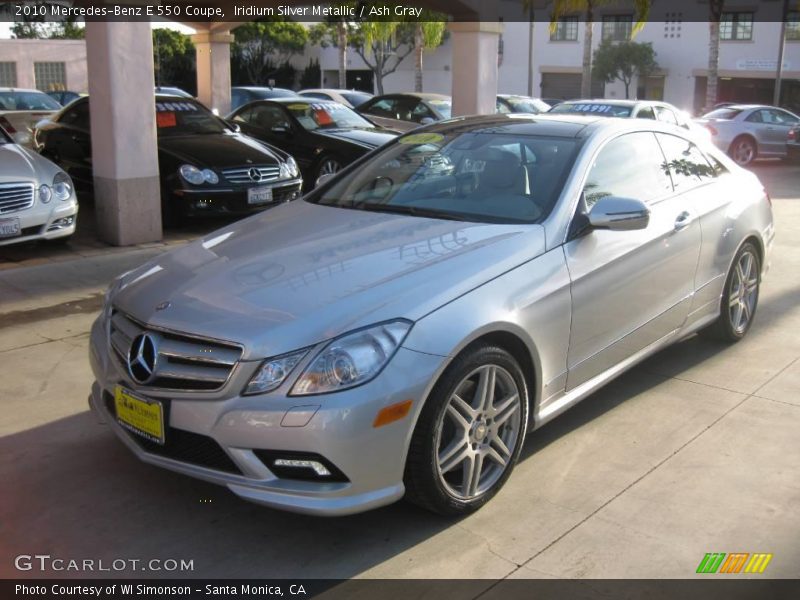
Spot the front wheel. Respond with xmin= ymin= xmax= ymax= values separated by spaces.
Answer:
xmin=404 ymin=346 xmax=529 ymax=515
xmin=314 ymin=157 xmax=341 ymax=186
xmin=700 ymin=242 xmax=761 ymax=342
xmin=730 ymin=137 xmax=757 ymax=166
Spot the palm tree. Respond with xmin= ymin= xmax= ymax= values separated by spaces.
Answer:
xmin=337 ymin=22 xmax=347 ymax=89
xmin=550 ymin=0 xmax=650 ymax=98
xmin=706 ymin=0 xmax=725 ymax=112
xmin=413 ymin=20 xmax=447 ymax=93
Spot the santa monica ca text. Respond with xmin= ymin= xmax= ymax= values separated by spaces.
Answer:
xmin=15 ymin=584 xmax=307 ymax=596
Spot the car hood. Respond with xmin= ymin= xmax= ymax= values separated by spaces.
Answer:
xmin=113 ymin=201 xmax=546 ymax=360
xmin=0 ymin=142 xmax=60 ymax=183
xmin=157 ymin=133 xmax=283 ymax=168
xmin=313 ymin=127 xmax=398 ymax=148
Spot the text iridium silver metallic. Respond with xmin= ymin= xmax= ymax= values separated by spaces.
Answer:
xmin=88 ymin=115 xmax=774 ymax=516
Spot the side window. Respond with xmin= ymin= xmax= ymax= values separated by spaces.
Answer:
xmin=363 ymin=98 xmax=396 ymax=118
xmin=231 ymin=106 xmax=252 ymax=123
xmin=395 ymin=97 xmax=422 ymax=121
xmin=496 ymin=99 xmax=511 ymax=114
xmin=768 ymin=109 xmax=798 ymax=125
xmin=411 ymin=101 xmax=435 ymax=123
xmin=60 ymin=103 xmax=90 ymax=131
xmin=655 ymin=106 xmax=678 ymax=125
xmin=636 ymin=106 xmax=656 ymax=120
xmin=745 ymin=110 xmax=764 ymax=124
xmin=656 ymin=133 xmax=718 ymax=192
xmin=583 ymin=132 xmax=672 ymax=208
xmin=248 ymin=105 xmax=290 ymax=130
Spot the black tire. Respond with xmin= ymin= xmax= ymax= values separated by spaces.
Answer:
xmin=699 ymin=241 xmax=761 ymax=343
xmin=313 ymin=156 xmax=342 ymax=188
xmin=729 ymin=136 xmax=758 ymax=166
xmin=404 ymin=345 xmax=529 ymax=516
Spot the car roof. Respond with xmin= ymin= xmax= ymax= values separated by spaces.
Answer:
xmin=259 ymin=97 xmax=342 ymax=106
xmin=372 ymin=92 xmax=450 ymax=101
xmin=0 ymin=87 xmax=50 ymax=94
xmin=300 ymin=89 xmax=371 ymax=94
xmin=233 ymin=86 xmax=295 ymax=92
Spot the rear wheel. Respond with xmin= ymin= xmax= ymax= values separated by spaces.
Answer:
xmin=404 ymin=345 xmax=528 ymax=515
xmin=729 ymin=136 xmax=757 ymax=166
xmin=700 ymin=242 xmax=761 ymax=342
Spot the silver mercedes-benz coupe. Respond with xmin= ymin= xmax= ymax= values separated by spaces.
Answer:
xmin=89 ymin=114 xmax=774 ymax=516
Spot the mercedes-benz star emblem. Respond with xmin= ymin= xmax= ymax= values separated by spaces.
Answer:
xmin=127 ymin=333 xmax=159 ymax=384
xmin=248 ymin=167 xmax=262 ymax=182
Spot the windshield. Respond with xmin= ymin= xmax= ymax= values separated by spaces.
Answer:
xmin=549 ymin=103 xmax=633 ymax=117
xmin=155 ymin=100 xmax=227 ymax=136
xmin=342 ymin=91 xmax=372 ymax=108
xmin=253 ymin=88 xmax=297 ymax=99
xmin=505 ymin=97 xmax=551 ymax=114
xmin=702 ymin=108 xmax=744 ymax=120
xmin=309 ymin=131 xmax=578 ymax=224
xmin=0 ymin=91 xmax=61 ymax=111
xmin=288 ymin=101 xmax=375 ymax=130
xmin=429 ymin=99 xmax=452 ymax=119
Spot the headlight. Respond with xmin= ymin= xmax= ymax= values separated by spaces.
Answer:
xmin=53 ymin=172 xmax=73 ymax=201
xmin=201 ymin=168 xmax=219 ymax=184
xmin=291 ymin=321 xmax=411 ymax=396
xmin=244 ymin=349 xmax=307 ymax=395
xmin=279 ymin=156 xmax=299 ymax=179
xmin=179 ymin=164 xmax=205 ymax=185
xmin=39 ymin=184 xmax=52 ymax=203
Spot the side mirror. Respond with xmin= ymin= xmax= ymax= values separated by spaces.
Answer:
xmin=588 ymin=196 xmax=650 ymax=231
xmin=228 ymin=121 xmax=241 ymax=133
xmin=419 ymin=117 xmax=436 ymax=125
xmin=315 ymin=172 xmax=335 ymax=188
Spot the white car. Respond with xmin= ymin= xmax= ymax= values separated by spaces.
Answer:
xmin=298 ymin=88 xmax=373 ymax=109
xmin=0 ymin=125 xmax=78 ymax=246
xmin=0 ymin=87 xmax=62 ymax=147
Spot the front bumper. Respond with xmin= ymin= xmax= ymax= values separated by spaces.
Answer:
xmin=172 ymin=179 xmax=302 ymax=217
xmin=0 ymin=198 xmax=78 ymax=247
xmin=88 ymin=315 xmax=445 ymax=516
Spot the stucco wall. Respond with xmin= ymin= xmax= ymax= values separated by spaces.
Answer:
xmin=0 ymin=39 xmax=88 ymax=92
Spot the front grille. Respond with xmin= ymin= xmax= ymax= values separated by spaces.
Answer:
xmin=109 ymin=310 xmax=242 ymax=392
xmin=104 ymin=392 xmax=242 ymax=475
xmin=222 ymin=165 xmax=280 ymax=184
xmin=0 ymin=182 xmax=35 ymax=214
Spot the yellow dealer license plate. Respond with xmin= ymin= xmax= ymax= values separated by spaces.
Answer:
xmin=114 ymin=386 xmax=165 ymax=445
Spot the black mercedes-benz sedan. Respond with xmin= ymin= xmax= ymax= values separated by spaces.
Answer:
xmin=227 ymin=97 xmax=398 ymax=189
xmin=33 ymin=95 xmax=303 ymax=224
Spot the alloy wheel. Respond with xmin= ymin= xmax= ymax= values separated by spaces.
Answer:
xmin=728 ymin=249 xmax=759 ymax=334
xmin=434 ymin=364 xmax=522 ymax=500
xmin=732 ymin=139 xmax=756 ymax=165
xmin=319 ymin=159 xmax=340 ymax=176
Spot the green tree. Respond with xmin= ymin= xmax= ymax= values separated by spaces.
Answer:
xmin=592 ymin=39 xmax=658 ymax=98
xmin=153 ymin=29 xmax=195 ymax=92
xmin=10 ymin=0 xmax=84 ymax=39
xmin=352 ymin=21 xmax=415 ymax=94
xmin=412 ymin=17 xmax=447 ymax=92
xmin=300 ymin=58 xmax=322 ymax=89
xmin=549 ymin=0 xmax=650 ymax=98
xmin=232 ymin=19 xmax=308 ymax=86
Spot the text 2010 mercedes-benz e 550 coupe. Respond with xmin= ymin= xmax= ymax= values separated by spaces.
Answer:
xmin=89 ymin=115 xmax=774 ymax=516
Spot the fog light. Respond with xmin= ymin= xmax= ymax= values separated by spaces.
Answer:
xmin=47 ymin=216 xmax=75 ymax=231
xmin=194 ymin=199 xmax=213 ymax=209
xmin=273 ymin=458 xmax=331 ymax=477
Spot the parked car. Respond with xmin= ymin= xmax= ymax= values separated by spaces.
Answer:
xmin=89 ymin=114 xmax=773 ymax=516
xmin=34 ymin=95 xmax=302 ymax=223
xmin=356 ymin=93 xmax=452 ymax=132
xmin=231 ymin=86 xmax=298 ymax=111
xmin=786 ymin=125 xmax=800 ymax=160
xmin=228 ymin=97 xmax=398 ymax=188
xmin=541 ymin=97 xmax=565 ymax=107
xmin=496 ymin=95 xmax=551 ymax=114
xmin=549 ymin=99 xmax=709 ymax=140
xmin=46 ymin=90 xmax=84 ymax=106
xmin=0 ymin=125 xmax=78 ymax=246
xmin=0 ymin=87 xmax=62 ymax=147
xmin=299 ymin=88 xmax=373 ymax=109
xmin=695 ymin=104 xmax=800 ymax=165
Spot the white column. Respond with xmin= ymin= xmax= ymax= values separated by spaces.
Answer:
xmin=192 ymin=31 xmax=233 ymax=116
xmin=85 ymin=22 xmax=161 ymax=246
xmin=449 ymin=22 xmax=503 ymax=117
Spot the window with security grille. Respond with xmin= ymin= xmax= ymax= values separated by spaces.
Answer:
xmin=0 ymin=62 xmax=17 ymax=87
xmin=34 ymin=62 xmax=66 ymax=92
xmin=787 ymin=12 xmax=800 ymax=41
xmin=550 ymin=17 xmax=578 ymax=41
xmin=720 ymin=12 xmax=753 ymax=41
xmin=602 ymin=15 xmax=633 ymax=41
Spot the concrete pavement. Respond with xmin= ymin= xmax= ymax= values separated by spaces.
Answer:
xmin=0 ymin=165 xmax=798 ymax=580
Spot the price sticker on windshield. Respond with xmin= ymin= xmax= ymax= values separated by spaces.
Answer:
xmin=398 ymin=133 xmax=445 ymax=145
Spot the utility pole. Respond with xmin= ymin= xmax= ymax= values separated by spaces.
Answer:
xmin=774 ymin=0 xmax=789 ymax=106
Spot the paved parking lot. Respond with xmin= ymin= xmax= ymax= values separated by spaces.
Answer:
xmin=1 ymin=163 xmax=798 ymax=580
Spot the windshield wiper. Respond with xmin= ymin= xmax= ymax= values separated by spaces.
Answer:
xmin=355 ymin=203 xmax=472 ymax=222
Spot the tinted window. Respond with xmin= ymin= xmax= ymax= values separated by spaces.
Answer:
xmin=310 ymin=132 xmax=579 ymax=224
xmin=341 ymin=91 xmax=372 ymax=107
xmin=286 ymin=101 xmax=374 ymax=130
xmin=637 ymin=106 xmax=656 ymax=120
xmin=362 ymin=98 xmax=397 ymax=118
xmin=154 ymin=101 xmax=227 ymax=136
xmin=427 ymin=99 xmax=452 ymax=119
xmin=583 ymin=132 xmax=672 ymax=207
xmin=0 ymin=90 xmax=61 ymax=111
xmin=703 ymin=108 xmax=743 ymax=120
xmin=656 ymin=133 xmax=720 ymax=192
xmin=59 ymin=102 xmax=90 ymax=130
xmin=239 ymin=104 xmax=291 ymax=130
xmin=765 ymin=109 xmax=798 ymax=124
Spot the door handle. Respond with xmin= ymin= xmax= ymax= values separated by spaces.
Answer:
xmin=674 ymin=211 xmax=693 ymax=231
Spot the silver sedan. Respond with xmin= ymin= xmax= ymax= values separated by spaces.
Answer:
xmin=89 ymin=115 xmax=774 ymax=516
xmin=696 ymin=104 xmax=800 ymax=165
